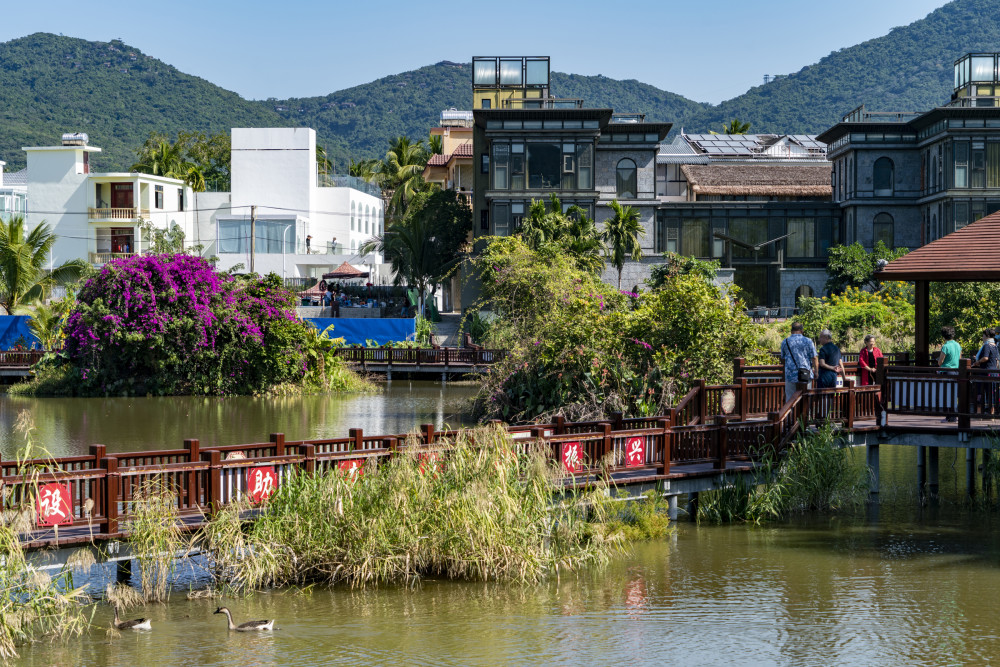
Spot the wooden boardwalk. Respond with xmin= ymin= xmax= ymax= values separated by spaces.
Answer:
xmin=13 ymin=355 xmax=1000 ymax=558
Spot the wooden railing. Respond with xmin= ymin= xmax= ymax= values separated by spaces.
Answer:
xmin=5 ymin=372 xmax=898 ymax=551
xmin=87 ymin=207 xmax=149 ymax=221
xmin=0 ymin=350 xmax=44 ymax=367
xmin=334 ymin=347 xmax=507 ymax=366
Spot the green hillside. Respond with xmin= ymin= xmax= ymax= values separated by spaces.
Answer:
xmin=689 ymin=0 xmax=1000 ymax=134
xmin=263 ymin=66 xmax=708 ymax=168
xmin=2 ymin=0 xmax=1000 ymax=174
xmin=0 ymin=33 xmax=288 ymax=171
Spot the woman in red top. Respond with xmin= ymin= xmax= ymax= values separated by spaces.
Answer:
xmin=858 ymin=334 xmax=883 ymax=386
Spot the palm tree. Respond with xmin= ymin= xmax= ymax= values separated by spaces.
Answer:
xmin=360 ymin=212 xmax=443 ymax=316
xmin=722 ymin=118 xmax=752 ymax=134
xmin=132 ymin=136 xmax=205 ymax=191
xmin=349 ymin=158 xmax=381 ymax=182
xmin=316 ymin=145 xmax=333 ymax=177
xmin=26 ymin=297 xmax=72 ymax=350
xmin=381 ymin=136 xmax=430 ymax=222
xmin=519 ymin=194 xmax=605 ymax=273
xmin=428 ymin=134 xmax=444 ymax=155
xmin=601 ymin=200 xmax=645 ymax=288
xmin=0 ymin=216 xmax=87 ymax=315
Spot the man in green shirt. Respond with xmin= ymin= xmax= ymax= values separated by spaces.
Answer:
xmin=938 ymin=325 xmax=961 ymax=422
xmin=939 ymin=326 xmax=961 ymax=369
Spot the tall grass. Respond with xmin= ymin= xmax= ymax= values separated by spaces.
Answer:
xmin=205 ymin=426 xmax=626 ymax=592
xmin=126 ymin=478 xmax=186 ymax=602
xmin=699 ymin=423 xmax=869 ymax=524
xmin=0 ymin=411 xmax=92 ymax=658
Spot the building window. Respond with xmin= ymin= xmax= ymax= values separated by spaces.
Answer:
xmin=873 ymin=213 xmax=894 ymax=248
xmin=481 ymin=98 xmax=491 ymax=109
xmin=577 ymin=143 xmax=593 ymax=190
xmin=955 ymin=142 xmax=969 ymax=188
xmin=527 ymin=143 xmax=561 ymax=189
xmin=218 ymin=219 xmax=295 ymax=254
xmin=795 ymin=285 xmax=814 ymax=304
xmin=681 ymin=218 xmax=710 ymax=257
xmin=972 ymin=141 xmax=986 ymax=188
xmin=365 ymin=205 xmax=370 ymax=234
xmin=873 ymin=157 xmax=894 ymax=196
xmin=351 ymin=202 xmax=355 ymax=231
xmin=931 ymin=156 xmax=938 ymax=190
xmin=480 ymin=153 xmax=489 ymax=174
xmin=493 ymin=143 xmax=509 ymax=189
xmin=83 ymin=152 xmax=90 ymax=174
xmin=154 ymin=185 xmax=163 ymax=209
xmin=493 ymin=202 xmax=509 ymax=236
xmin=787 ymin=218 xmax=816 ymax=257
xmin=616 ymin=159 xmax=637 ymax=198
xmin=511 ymin=143 xmax=525 ymax=189
xmin=481 ymin=210 xmax=489 ymax=231
xmin=178 ymin=189 xmax=184 ymax=212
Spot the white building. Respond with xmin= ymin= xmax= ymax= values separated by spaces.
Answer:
xmin=205 ymin=127 xmax=384 ymax=280
xmin=0 ymin=161 xmax=28 ymax=222
xmin=23 ymin=133 xmax=194 ymax=266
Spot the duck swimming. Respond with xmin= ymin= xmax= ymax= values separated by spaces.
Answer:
xmin=214 ymin=606 xmax=274 ymax=631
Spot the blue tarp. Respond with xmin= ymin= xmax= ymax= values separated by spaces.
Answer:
xmin=306 ymin=318 xmax=416 ymax=346
xmin=0 ymin=316 xmax=39 ymax=349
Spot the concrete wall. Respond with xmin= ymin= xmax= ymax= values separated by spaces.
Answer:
xmin=231 ymin=128 xmax=315 ymax=220
xmin=25 ymin=146 xmax=94 ymax=265
xmin=596 ymin=147 xmax=656 ymax=199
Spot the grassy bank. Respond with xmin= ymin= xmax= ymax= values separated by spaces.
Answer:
xmin=204 ymin=427 xmax=672 ymax=591
xmin=699 ymin=424 xmax=869 ymax=524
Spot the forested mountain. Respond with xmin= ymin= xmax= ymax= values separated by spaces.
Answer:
xmin=0 ymin=33 xmax=288 ymax=171
xmin=1 ymin=0 xmax=998 ymax=172
xmin=692 ymin=0 xmax=1000 ymax=134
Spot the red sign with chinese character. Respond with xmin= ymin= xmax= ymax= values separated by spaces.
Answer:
xmin=561 ymin=441 xmax=582 ymax=473
xmin=418 ymin=451 xmax=444 ymax=475
xmin=338 ymin=459 xmax=364 ymax=479
xmin=625 ymin=436 xmax=645 ymax=468
xmin=36 ymin=482 xmax=73 ymax=527
xmin=246 ymin=466 xmax=278 ymax=503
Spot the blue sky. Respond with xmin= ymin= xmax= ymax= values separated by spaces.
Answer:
xmin=2 ymin=0 xmax=951 ymax=104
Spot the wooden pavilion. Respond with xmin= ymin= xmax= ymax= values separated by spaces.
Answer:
xmin=876 ymin=210 xmax=1000 ymax=365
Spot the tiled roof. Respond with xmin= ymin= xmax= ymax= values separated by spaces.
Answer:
xmin=427 ymin=153 xmax=450 ymax=166
xmin=2 ymin=169 xmax=27 ymax=186
xmin=680 ymin=164 xmax=831 ymax=197
xmin=452 ymin=142 xmax=473 ymax=158
xmin=879 ymin=211 xmax=1000 ymax=281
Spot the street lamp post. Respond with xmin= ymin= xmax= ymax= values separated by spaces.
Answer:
xmin=281 ymin=224 xmax=294 ymax=281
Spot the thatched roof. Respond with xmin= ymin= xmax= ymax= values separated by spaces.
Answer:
xmin=681 ymin=164 xmax=832 ymax=197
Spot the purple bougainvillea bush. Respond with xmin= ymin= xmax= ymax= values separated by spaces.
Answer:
xmin=62 ymin=254 xmax=310 ymax=395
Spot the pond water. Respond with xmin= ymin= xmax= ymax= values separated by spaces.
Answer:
xmin=10 ymin=387 xmax=1000 ymax=665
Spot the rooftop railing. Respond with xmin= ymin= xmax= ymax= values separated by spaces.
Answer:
xmin=317 ymin=174 xmax=381 ymax=197
xmin=500 ymin=97 xmax=584 ymax=109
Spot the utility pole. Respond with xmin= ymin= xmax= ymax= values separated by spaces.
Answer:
xmin=250 ymin=204 xmax=256 ymax=274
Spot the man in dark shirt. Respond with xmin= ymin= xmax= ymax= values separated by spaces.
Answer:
xmin=817 ymin=329 xmax=843 ymax=389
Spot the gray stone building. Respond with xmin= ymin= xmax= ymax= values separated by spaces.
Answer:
xmin=818 ymin=52 xmax=1000 ymax=255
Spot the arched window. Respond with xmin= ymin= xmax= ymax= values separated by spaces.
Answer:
xmin=931 ymin=213 xmax=938 ymax=240
xmin=873 ymin=157 xmax=894 ymax=197
xmin=931 ymin=156 xmax=938 ymax=190
xmin=616 ymin=159 xmax=637 ymax=198
xmin=365 ymin=205 xmax=370 ymax=234
xmin=795 ymin=285 xmax=814 ymax=304
xmin=873 ymin=213 xmax=894 ymax=248
xmin=351 ymin=201 xmax=356 ymax=231
xmin=379 ymin=208 xmax=383 ymax=234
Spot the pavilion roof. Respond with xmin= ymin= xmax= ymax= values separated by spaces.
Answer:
xmin=878 ymin=210 xmax=1000 ymax=282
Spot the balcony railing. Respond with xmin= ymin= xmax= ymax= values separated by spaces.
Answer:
xmin=89 ymin=252 xmax=137 ymax=265
xmin=500 ymin=97 xmax=584 ymax=109
xmin=87 ymin=207 xmax=150 ymax=221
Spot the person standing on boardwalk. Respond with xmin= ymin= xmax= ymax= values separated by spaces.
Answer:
xmin=858 ymin=334 xmax=883 ymax=386
xmin=781 ymin=322 xmax=818 ymax=401
xmin=938 ymin=326 xmax=961 ymax=422
xmin=817 ymin=329 xmax=844 ymax=389
xmin=976 ymin=328 xmax=1000 ymax=414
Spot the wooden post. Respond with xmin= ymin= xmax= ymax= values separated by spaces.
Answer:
xmin=184 ymin=439 xmax=199 ymax=510
xmin=610 ymin=412 xmax=624 ymax=432
xmin=733 ymin=357 xmax=746 ymax=382
xmin=739 ymin=378 xmax=749 ymax=422
xmin=696 ymin=378 xmax=707 ymax=424
xmin=600 ymin=423 xmax=613 ymax=469
xmin=269 ymin=433 xmax=285 ymax=456
xmin=657 ymin=417 xmax=671 ymax=475
xmin=300 ymin=443 xmax=316 ymax=475
xmin=958 ymin=358 xmax=971 ymax=431
xmin=554 ymin=415 xmax=566 ymax=435
xmin=714 ymin=416 xmax=729 ymax=470
xmin=915 ymin=280 xmax=930 ymax=366
xmin=847 ymin=381 xmax=857 ymax=429
xmin=89 ymin=444 xmax=106 ymax=466
xmin=349 ymin=428 xmax=363 ymax=452
xmin=421 ymin=424 xmax=435 ymax=445
xmin=204 ymin=450 xmax=223 ymax=515
xmin=102 ymin=456 xmax=119 ymax=536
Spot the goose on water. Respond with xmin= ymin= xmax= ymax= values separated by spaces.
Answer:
xmin=214 ymin=606 xmax=274 ymax=631
xmin=113 ymin=605 xmax=151 ymax=630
